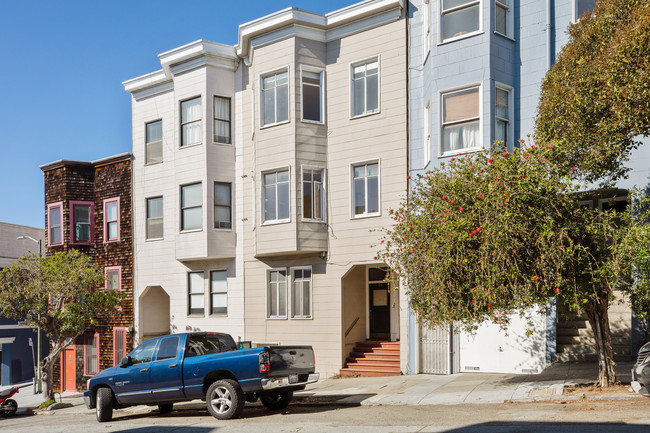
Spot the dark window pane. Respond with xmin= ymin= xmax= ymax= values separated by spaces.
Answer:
xmin=157 ymin=336 xmax=180 ymax=360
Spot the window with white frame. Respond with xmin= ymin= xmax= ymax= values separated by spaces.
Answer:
xmin=352 ymin=162 xmax=379 ymax=217
xmin=104 ymin=197 xmax=120 ymax=242
xmin=48 ymin=202 xmax=63 ymax=246
xmin=291 ymin=267 xmax=312 ymax=319
xmin=574 ymin=0 xmax=597 ymax=22
xmin=181 ymin=97 xmax=202 ymax=146
xmin=214 ymin=182 xmax=232 ymax=229
xmin=267 ymin=269 xmax=287 ymax=318
xmin=188 ymin=271 xmax=205 ymax=315
xmin=146 ymin=120 xmax=162 ymax=164
xmin=495 ymin=85 xmax=510 ymax=147
xmin=302 ymin=68 xmax=323 ymax=123
xmin=424 ymin=101 xmax=431 ymax=166
xmin=84 ymin=333 xmax=99 ymax=376
xmin=261 ymin=70 xmax=289 ymax=126
xmin=181 ymin=183 xmax=202 ymax=231
xmin=263 ymin=169 xmax=290 ymax=223
xmin=424 ymin=0 xmax=431 ymax=56
xmin=440 ymin=0 xmax=481 ymax=42
xmin=351 ymin=59 xmax=379 ymax=117
xmin=441 ymin=86 xmax=480 ymax=154
xmin=302 ymin=168 xmax=324 ymax=221
xmin=146 ymin=196 xmax=163 ymax=239
xmin=213 ymin=96 xmax=231 ymax=144
xmin=495 ymin=0 xmax=510 ymax=36
xmin=210 ymin=270 xmax=227 ymax=315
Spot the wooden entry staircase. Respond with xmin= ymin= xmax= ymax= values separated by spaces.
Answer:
xmin=340 ymin=341 xmax=401 ymax=377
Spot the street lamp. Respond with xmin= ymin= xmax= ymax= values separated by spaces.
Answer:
xmin=17 ymin=234 xmax=43 ymax=394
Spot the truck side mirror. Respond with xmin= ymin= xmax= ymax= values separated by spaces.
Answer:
xmin=120 ymin=356 xmax=132 ymax=367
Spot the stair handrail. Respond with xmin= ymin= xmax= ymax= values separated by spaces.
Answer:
xmin=345 ymin=316 xmax=360 ymax=337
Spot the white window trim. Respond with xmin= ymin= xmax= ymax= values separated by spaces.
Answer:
xmin=145 ymin=196 xmax=164 ymax=241
xmin=290 ymin=266 xmax=313 ymax=320
xmin=572 ymin=0 xmax=596 ymax=23
xmin=301 ymin=166 xmax=326 ymax=223
xmin=438 ymin=0 xmax=483 ymax=44
xmin=349 ymin=56 xmax=381 ymax=119
xmin=494 ymin=82 xmax=513 ymax=150
xmin=300 ymin=65 xmax=325 ymax=125
xmin=598 ymin=196 xmax=628 ymax=211
xmin=180 ymin=182 xmax=203 ymax=233
xmin=266 ymin=268 xmax=288 ymax=320
xmin=261 ymin=166 xmax=291 ymax=225
xmin=212 ymin=94 xmax=232 ymax=146
xmin=209 ymin=269 xmax=228 ymax=317
xmin=213 ymin=181 xmax=233 ymax=231
xmin=424 ymin=100 xmax=431 ymax=168
xmin=259 ymin=66 xmax=291 ymax=129
xmin=145 ymin=119 xmax=163 ymax=166
xmin=424 ymin=0 xmax=431 ymax=60
xmin=494 ymin=0 xmax=514 ymax=39
xmin=439 ymin=83 xmax=483 ymax=157
xmin=187 ymin=271 xmax=206 ymax=317
xmin=179 ymin=95 xmax=203 ymax=148
xmin=350 ymin=159 xmax=381 ymax=219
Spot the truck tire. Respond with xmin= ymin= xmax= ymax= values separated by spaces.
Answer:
xmin=260 ymin=391 xmax=293 ymax=410
xmin=96 ymin=388 xmax=113 ymax=422
xmin=158 ymin=403 xmax=173 ymax=414
xmin=206 ymin=379 xmax=244 ymax=420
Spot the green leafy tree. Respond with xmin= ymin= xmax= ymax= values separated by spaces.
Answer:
xmin=378 ymin=145 xmax=629 ymax=387
xmin=536 ymin=0 xmax=650 ymax=185
xmin=0 ymin=250 xmax=121 ymax=401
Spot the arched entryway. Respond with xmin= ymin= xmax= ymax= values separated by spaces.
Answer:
xmin=139 ymin=286 xmax=170 ymax=340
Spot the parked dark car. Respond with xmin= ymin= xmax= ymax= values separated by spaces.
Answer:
xmin=631 ymin=341 xmax=650 ymax=397
xmin=84 ymin=332 xmax=319 ymax=422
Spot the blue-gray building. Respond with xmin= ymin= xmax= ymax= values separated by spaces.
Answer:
xmin=407 ymin=0 xmax=646 ymax=375
xmin=0 ymin=222 xmax=48 ymax=386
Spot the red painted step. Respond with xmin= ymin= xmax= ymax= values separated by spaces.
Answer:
xmin=340 ymin=340 xmax=401 ymax=377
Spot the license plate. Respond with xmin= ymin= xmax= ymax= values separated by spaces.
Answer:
xmin=289 ymin=374 xmax=298 ymax=384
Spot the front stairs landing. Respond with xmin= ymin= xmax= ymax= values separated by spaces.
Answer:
xmin=340 ymin=340 xmax=401 ymax=377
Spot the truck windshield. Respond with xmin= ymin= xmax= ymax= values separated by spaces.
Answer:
xmin=187 ymin=334 xmax=237 ymax=357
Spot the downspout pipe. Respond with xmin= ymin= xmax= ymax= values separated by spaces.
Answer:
xmin=546 ymin=0 xmax=554 ymax=71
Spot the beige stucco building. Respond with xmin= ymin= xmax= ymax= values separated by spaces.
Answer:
xmin=124 ymin=0 xmax=407 ymax=378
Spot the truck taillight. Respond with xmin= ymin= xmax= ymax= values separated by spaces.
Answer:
xmin=259 ymin=351 xmax=270 ymax=373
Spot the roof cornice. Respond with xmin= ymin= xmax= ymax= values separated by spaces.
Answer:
xmin=123 ymin=40 xmax=238 ymax=96
xmin=236 ymin=0 xmax=404 ymax=57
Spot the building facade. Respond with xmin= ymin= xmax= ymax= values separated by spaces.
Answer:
xmin=41 ymin=154 xmax=134 ymax=392
xmin=407 ymin=0 xmax=647 ymax=375
xmin=124 ymin=0 xmax=408 ymax=377
xmin=0 ymin=222 xmax=47 ymax=386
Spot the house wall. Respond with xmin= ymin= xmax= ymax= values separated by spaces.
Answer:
xmin=239 ymin=10 xmax=408 ymax=378
xmin=42 ymin=155 xmax=134 ymax=391
xmin=129 ymin=54 xmax=244 ymax=346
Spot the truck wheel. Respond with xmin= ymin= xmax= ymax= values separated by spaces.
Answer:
xmin=206 ymin=379 xmax=244 ymax=420
xmin=0 ymin=398 xmax=17 ymax=417
xmin=260 ymin=391 xmax=293 ymax=410
xmin=96 ymin=388 xmax=113 ymax=422
xmin=158 ymin=403 xmax=173 ymax=414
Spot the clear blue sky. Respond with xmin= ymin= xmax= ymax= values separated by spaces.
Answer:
xmin=0 ymin=0 xmax=355 ymax=229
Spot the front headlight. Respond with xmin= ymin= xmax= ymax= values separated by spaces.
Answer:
xmin=86 ymin=378 xmax=91 ymax=390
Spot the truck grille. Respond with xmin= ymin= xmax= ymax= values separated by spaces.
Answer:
xmin=636 ymin=346 xmax=650 ymax=366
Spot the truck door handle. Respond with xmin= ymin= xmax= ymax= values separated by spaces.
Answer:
xmin=140 ymin=368 xmax=149 ymax=373
xmin=168 ymin=364 xmax=178 ymax=368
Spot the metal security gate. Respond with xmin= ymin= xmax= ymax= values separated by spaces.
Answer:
xmin=419 ymin=323 xmax=460 ymax=374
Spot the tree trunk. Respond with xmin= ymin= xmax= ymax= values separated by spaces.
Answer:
xmin=584 ymin=294 xmax=616 ymax=387
xmin=41 ymin=345 xmax=63 ymax=402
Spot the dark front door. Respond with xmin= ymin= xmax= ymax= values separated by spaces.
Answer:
xmin=369 ymin=268 xmax=390 ymax=339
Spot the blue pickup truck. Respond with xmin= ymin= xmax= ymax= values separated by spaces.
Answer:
xmin=84 ymin=332 xmax=319 ymax=422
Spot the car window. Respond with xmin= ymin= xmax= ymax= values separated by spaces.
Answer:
xmin=187 ymin=334 xmax=231 ymax=357
xmin=156 ymin=336 xmax=180 ymax=361
xmin=129 ymin=338 xmax=158 ymax=364
xmin=218 ymin=334 xmax=237 ymax=352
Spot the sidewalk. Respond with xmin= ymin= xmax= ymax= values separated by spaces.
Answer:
xmin=4 ymin=361 xmax=642 ymax=416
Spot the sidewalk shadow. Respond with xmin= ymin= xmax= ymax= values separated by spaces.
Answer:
xmin=441 ymin=421 xmax=649 ymax=432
